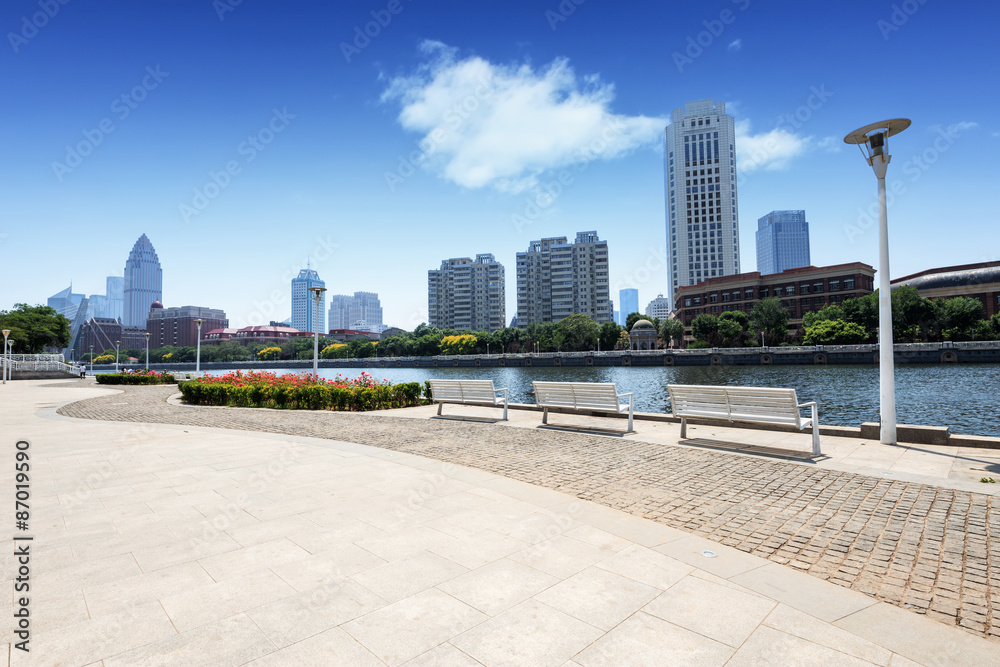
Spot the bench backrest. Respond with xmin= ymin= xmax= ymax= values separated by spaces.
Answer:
xmin=533 ymin=382 xmax=621 ymax=410
xmin=428 ymin=379 xmax=496 ymax=402
xmin=668 ymin=384 xmax=803 ymax=427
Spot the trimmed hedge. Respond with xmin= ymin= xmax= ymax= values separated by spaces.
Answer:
xmin=178 ymin=380 xmax=423 ymax=411
xmin=96 ymin=372 xmax=176 ymax=385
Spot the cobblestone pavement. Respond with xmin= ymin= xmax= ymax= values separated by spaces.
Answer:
xmin=58 ymin=384 xmax=1000 ymax=641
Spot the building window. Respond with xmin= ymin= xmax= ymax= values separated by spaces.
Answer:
xmin=845 ymin=278 xmax=855 ymax=289
xmin=829 ymin=280 xmax=840 ymax=291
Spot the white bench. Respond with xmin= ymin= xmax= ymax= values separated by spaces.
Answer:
xmin=428 ymin=379 xmax=508 ymax=420
xmin=667 ymin=384 xmax=821 ymax=456
xmin=532 ymin=381 xmax=634 ymax=433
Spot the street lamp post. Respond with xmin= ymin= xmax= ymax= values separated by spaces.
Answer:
xmin=845 ymin=118 xmax=911 ymax=446
xmin=145 ymin=332 xmax=150 ymax=371
xmin=89 ymin=345 xmax=93 ymax=376
xmin=2 ymin=329 xmax=9 ymax=384
xmin=114 ymin=340 xmax=121 ymax=373
xmin=308 ymin=286 xmax=327 ymax=377
xmin=195 ymin=319 xmax=203 ymax=374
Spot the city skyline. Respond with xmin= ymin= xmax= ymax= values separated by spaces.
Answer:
xmin=4 ymin=2 xmax=997 ymax=329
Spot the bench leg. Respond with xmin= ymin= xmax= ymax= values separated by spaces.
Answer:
xmin=811 ymin=405 xmax=821 ymax=456
xmin=542 ymin=407 xmax=548 ymax=425
xmin=437 ymin=402 xmax=443 ymax=416
xmin=680 ymin=418 xmax=687 ymax=439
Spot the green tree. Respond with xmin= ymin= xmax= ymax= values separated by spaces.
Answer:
xmin=891 ymin=286 xmax=936 ymax=342
xmin=0 ymin=303 xmax=71 ymax=353
xmin=936 ymin=296 xmax=984 ymax=341
xmin=554 ymin=314 xmax=600 ymax=351
xmin=616 ymin=329 xmax=630 ymax=349
xmin=803 ymin=319 xmax=868 ymax=345
xmin=842 ymin=293 xmax=878 ymax=341
xmin=802 ymin=305 xmax=845 ymax=330
xmin=691 ymin=314 xmax=719 ymax=345
xmin=660 ymin=319 xmax=685 ymax=348
xmin=599 ymin=321 xmax=621 ymax=351
xmin=749 ymin=297 xmax=791 ymax=346
xmin=624 ymin=312 xmax=649 ymax=331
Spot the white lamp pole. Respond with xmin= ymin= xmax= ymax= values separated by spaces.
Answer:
xmin=114 ymin=340 xmax=120 ymax=373
xmin=845 ymin=118 xmax=911 ymax=446
xmin=89 ymin=345 xmax=93 ymax=376
xmin=2 ymin=329 xmax=9 ymax=384
xmin=145 ymin=332 xmax=150 ymax=370
xmin=308 ymin=286 xmax=327 ymax=376
xmin=195 ymin=319 xmax=203 ymax=373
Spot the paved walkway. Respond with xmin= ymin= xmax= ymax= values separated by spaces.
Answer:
xmin=0 ymin=379 xmax=995 ymax=665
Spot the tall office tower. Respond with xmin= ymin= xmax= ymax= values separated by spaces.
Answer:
xmin=291 ymin=268 xmax=326 ymax=333
xmin=105 ymin=276 xmax=124 ymax=321
xmin=48 ymin=285 xmax=85 ymax=320
xmin=618 ymin=288 xmax=639 ymax=319
xmin=755 ymin=210 xmax=811 ymax=275
xmin=515 ymin=231 xmax=611 ymax=327
xmin=349 ymin=292 xmax=383 ymax=329
xmin=665 ymin=99 xmax=740 ymax=310
xmin=645 ymin=294 xmax=672 ymax=320
xmin=428 ymin=253 xmax=506 ymax=332
xmin=123 ymin=234 xmax=163 ymax=327
xmin=328 ymin=294 xmax=353 ymax=330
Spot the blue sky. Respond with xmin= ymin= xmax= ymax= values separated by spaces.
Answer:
xmin=2 ymin=0 xmax=997 ymax=329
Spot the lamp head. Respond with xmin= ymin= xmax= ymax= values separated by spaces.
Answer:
xmin=844 ymin=118 xmax=910 ymax=168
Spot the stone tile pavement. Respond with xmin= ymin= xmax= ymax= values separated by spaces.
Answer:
xmin=0 ymin=379 xmax=993 ymax=664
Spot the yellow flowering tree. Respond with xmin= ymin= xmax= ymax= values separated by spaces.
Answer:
xmin=257 ymin=346 xmax=281 ymax=361
xmin=321 ymin=343 xmax=348 ymax=359
xmin=439 ymin=334 xmax=477 ymax=355
xmin=93 ymin=354 xmax=115 ymax=364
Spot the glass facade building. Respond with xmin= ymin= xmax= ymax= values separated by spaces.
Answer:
xmin=755 ymin=210 xmax=810 ymax=275
xmin=291 ymin=268 xmax=326 ymax=333
xmin=618 ymin=288 xmax=639 ymax=321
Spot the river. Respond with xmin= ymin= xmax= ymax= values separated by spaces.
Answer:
xmin=198 ymin=364 xmax=1000 ymax=437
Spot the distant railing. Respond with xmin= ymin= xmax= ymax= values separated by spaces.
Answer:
xmin=3 ymin=354 xmax=76 ymax=374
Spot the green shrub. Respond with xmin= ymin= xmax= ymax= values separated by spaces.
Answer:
xmin=96 ymin=372 xmax=176 ymax=385
xmin=177 ymin=378 xmax=423 ymax=412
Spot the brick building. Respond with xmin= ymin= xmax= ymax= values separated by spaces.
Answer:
xmin=74 ymin=317 xmax=147 ymax=357
xmin=202 ymin=325 xmax=312 ymax=346
xmin=673 ymin=262 xmax=876 ymax=335
xmin=146 ymin=303 xmax=228 ymax=348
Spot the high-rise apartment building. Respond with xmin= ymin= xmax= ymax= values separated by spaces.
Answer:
xmin=756 ymin=210 xmax=810 ymax=275
xmin=515 ymin=231 xmax=611 ymax=327
xmin=618 ymin=288 xmax=639 ymax=319
xmin=428 ymin=253 xmax=506 ymax=332
xmin=123 ymin=234 xmax=163 ymax=327
xmin=665 ymin=99 xmax=740 ymax=310
xmin=291 ymin=268 xmax=325 ymax=333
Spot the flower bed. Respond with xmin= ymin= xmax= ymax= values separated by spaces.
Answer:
xmin=96 ymin=370 xmax=176 ymax=385
xmin=178 ymin=370 xmax=423 ymax=411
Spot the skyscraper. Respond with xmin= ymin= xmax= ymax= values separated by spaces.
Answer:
xmin=48 ymin=285 xmax=85 ymax=320
xmin=291 ymin=268 xmax=325 ymax=333
xmin=755 ymin=210 xmax=811 ymax=275
xmin=515 ymin=232 xmax=611 ymax=326
xmin=123 ymin=234 xmax=162 ymax=327
xmin=428 ymin=254 xmax=506 ymax=332
xmin=328 ymin=292 xmax=385 ymax=331
xmin=645 ymin=294 xmax=671 ymax=320
xmin=665 ymin=99 xmax=740 ymax=310
xmin=104 ymin=276 xmax=124 ymax=321
xmin=618 ymin=288 xmax=639 ymax=320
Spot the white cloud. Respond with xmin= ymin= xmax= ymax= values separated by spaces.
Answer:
xmin=382 ymin=42 xmax=666 ymax=193
xmin=735 ymin=119 xmax=808 ymax=174
xmin=727 ymin=39 xmax=742 ymax=51
xmin=942 ymin=121 xmax=977 ymax=134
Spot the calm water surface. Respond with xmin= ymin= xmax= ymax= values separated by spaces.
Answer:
xmin=206 ymin=364 xmax=1000 ymax=437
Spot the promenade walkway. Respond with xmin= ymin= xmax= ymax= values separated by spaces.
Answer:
xmin=0 ymin=379 xmax=996 ymax=664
